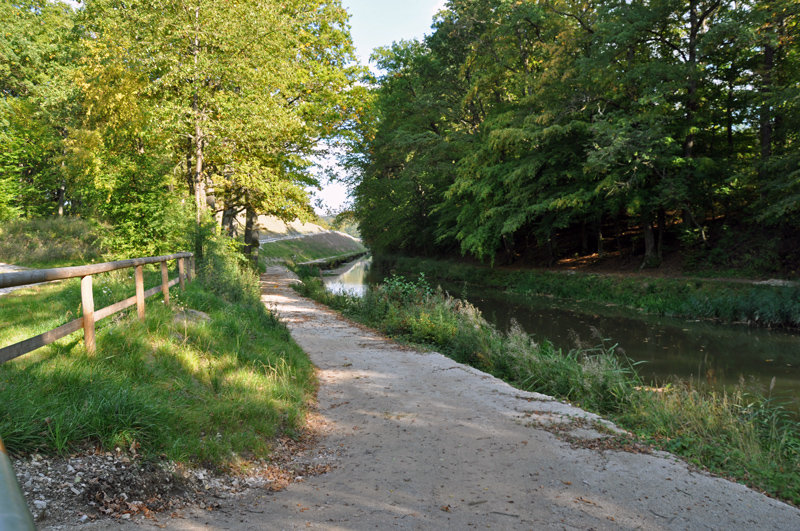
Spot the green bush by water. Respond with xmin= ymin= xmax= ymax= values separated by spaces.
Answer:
xmin=292 ymin=271 xmax=800 ymax=506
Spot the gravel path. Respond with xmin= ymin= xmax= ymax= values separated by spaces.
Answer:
xmin=56 ymin=266 xmax=800 ymax=530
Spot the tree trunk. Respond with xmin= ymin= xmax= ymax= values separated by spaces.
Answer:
xmin=243 ymin=206 xmax=259 ymax=266
xmin=760 ymin=42 xmax=774 ymax=174
xmin=581 ymin=221 xmax=588 ymax=254
xmin=657 ymin=207 xmax=666 ymax=261
xmin=641 ymin=215 xmax=656 ymax=269
xmin=501 ymin=235 xmax=515 ymax=265
xmin=56 ymin=180 xmax=66 ymax=216
xmin=597 ymin=224 xmax=604 ymax=258
xmin=222 ymin=207 xmax=239 ymax=238
xmin=544 ymin=237 xmax=554 ymax=268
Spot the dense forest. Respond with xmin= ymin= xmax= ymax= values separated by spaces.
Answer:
xmin=347 ymin=0 xmax=800 ymax=272
xmin=0 ymin=0 xmax=364 ymax=257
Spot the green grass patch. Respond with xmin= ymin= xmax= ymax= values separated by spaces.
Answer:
xmin=381 ymin=255 xmax=800 ymax=329
xmin=292 ymin=270 xmax=800 ymax=506
xmin=0 ymin=217 xmax=108 ymax=269
xmin=260 ymin=233 xmax=366 ymax=265
xmin=0 ymin=234 xmax=315 ymax=465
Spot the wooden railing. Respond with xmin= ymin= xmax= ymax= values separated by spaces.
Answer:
xmin=0 ymin=252 xmax=194 ymax=363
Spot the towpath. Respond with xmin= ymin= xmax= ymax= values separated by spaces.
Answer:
xmin=71 ymin=265 xmax=799 ymax=530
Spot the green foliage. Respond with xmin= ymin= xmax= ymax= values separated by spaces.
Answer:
xmin=349 ymin=0 xmax=800 ymax=268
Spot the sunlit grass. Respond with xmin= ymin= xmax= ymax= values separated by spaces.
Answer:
xmin=260 ymin=233 xmax=366 ymax=264
xmin=0 ymin=243 xmax=315 ymax=465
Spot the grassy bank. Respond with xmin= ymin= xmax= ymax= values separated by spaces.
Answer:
xmin=381 ymin=255 xmax=800 ymax=329
xmin=0 ymin=217 xmax=107 ymax=268
xmin=292 ymin=271 xmax=800 ymax=506
xmin=0 ymin=233 xmax=315 ymax=465
xmin=260 ymin=232 xmax=366 ymax=266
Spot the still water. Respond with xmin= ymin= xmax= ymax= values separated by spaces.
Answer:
xmin=324 ymin=258 xmax=800 ymax=408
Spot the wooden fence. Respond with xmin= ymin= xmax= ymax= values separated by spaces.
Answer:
xmin=0 ymin=252 xmax=194 ymax=363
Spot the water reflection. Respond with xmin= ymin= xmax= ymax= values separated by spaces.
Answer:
xmin=323 ymin=257 xmax=373 ymax=297
xmin=325 ymin=258 xmax=800 ymax=409
xmin=445 ymin=285 xmax=800 ymax=405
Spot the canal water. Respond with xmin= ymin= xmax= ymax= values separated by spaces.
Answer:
xmin=324 ymin=257 xmax=800 ymax=409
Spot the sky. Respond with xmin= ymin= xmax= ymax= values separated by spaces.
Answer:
xmin=310 ymin=0 xmax=447 ymax=215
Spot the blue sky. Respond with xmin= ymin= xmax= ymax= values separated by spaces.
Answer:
xmin=312 ymin=0 xmax=446 ymax=214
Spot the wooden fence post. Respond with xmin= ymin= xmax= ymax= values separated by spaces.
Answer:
xmin=81 ymin=275 xmax=96 ymax=354
xmin=178 ymin=258 xmax=186 ymax=290
xmin=160 ymin=261 xmax=170 ymax=306
xmin=135 ymin=265 xmax=145 ymax=320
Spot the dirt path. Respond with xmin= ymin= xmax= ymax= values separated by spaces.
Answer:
xmin=65 ymin=266 xmax=799 ymax=530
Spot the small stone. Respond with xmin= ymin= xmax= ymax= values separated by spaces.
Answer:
xmin=121 ymin=513 xmax=131 ymax=520
xmin=79 ymin=515 xmax=89 ymax=523
xmin=33 ymin=500 xmax=47 ymax=510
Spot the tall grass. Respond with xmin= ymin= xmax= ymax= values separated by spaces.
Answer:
xmin=383 ymin=255 xmax=800 ymax=328
xmin=0 ymin=233 xmax=315 ymax=464
xmin=293 ymin=271 xmax=800 ymax=506
xmin=0 ymin=217 xmax=107 ymax=268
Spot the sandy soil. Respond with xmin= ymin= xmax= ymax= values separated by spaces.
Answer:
xmin=57 ymin=266 xmax=800 ymax=530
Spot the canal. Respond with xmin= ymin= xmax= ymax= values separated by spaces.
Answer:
xmin=324 ymin=257 xmax=800 ymax=410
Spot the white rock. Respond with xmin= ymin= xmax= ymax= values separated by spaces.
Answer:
xmin=33 ymin=500 xmax=47 ymax=510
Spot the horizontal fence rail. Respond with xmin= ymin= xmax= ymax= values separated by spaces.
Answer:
xmin=0 ymin=252 xmax=194 ymax=364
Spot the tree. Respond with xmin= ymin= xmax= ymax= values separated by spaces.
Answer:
xmin=75 ymin=0 xmax=363 ymax=257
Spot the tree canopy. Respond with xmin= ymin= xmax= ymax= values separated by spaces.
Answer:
xmin=1 ymin=0 xmax=364 ymax=256
xmin=349 ymin=0 xmax=800 ymax=269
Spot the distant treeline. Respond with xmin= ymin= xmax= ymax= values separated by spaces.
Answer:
xmin=347 ymin=0 xmax=800 ymax=271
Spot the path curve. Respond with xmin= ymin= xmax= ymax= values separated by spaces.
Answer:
xmin=70 ymin=265 xmax=800 ymax=530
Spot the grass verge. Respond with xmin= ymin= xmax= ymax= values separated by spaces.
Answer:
xmin=380 ymin=255 xmax=800 ymax=329
xmin=292 ymin=270 xmax=800 ymax=506
xmin=0 ymin=234 xmax=315 ymax=465
xmin=259 ymin=233 xmax=366 ymax=265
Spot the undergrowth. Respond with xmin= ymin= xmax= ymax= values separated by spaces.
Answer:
xmin=0 ymin=233 xmax=315 ymax=465
xmin=292 ymin=269 xmax=800 ymax=506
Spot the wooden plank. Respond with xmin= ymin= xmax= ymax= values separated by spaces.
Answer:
xmin=94 ymin=295 xmax=137 ymax=321
xmin=81 ymin=276 xmax=96 ymax=355
xmin=0 ymin=318 xmax=84 ymax=364
xmin=161 ymin=262 xmax=170 ymax=306
xmin=143 ymin=284 xmax=161 ymax=298
xmin=135 ymin=266 xmax=145 ymax=320
xmin=168 ymin=277 xmax=180 ymax=288
xmin=0 ymin=252 xmax=193 ymax=290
